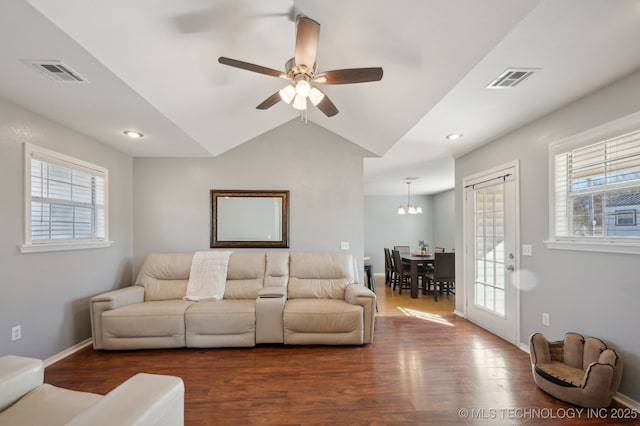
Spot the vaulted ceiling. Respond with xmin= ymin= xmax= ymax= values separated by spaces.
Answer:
xmin=2 ymin=0 xmax=640 ymax=195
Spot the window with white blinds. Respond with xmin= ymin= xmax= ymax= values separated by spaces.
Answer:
xmin=21 ymin=143 xmax=111 ymax=253
xmin=548 ymin=118 xmax=640 ymax=254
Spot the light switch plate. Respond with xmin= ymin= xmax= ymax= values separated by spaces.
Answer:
xmin=522 ymin=244 xmax=532 ymax=256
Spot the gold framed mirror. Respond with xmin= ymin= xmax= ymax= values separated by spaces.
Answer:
xmin=210 ymin=190 xmax=289 ymax=248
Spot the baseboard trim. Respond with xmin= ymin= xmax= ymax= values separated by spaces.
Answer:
xmin=44 ymin=338 xmax=92 ymax=367
xmin=613 ymin=392 xmax=640 ymax=411
xmin=453 ymin=309 xmax=465 ymax=318
xmin=518 ymin=342 xmax=529 ymax=353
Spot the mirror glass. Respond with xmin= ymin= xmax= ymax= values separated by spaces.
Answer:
xmin=210 ymin=190 xmax=289 ymax=248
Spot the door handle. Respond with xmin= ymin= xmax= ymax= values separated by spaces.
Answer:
xmin=506 ymin=265 xmax=515 ymax=271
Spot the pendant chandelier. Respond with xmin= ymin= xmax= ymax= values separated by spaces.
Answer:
xmin=398 ymin=181 xmax=423 ymax=215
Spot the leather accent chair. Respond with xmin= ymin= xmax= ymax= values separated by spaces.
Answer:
xmin=529 ymin=332 xmax=623 ymax=408
xmin=0 ymin=355 xmax=184 ymax=425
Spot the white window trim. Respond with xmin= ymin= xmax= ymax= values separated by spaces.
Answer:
xmin=545 ymin=110 xmax=640 ymax=255
xmin=20 ymin=143 xmax=113 ymax=253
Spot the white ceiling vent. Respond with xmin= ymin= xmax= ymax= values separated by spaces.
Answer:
xmin=486 ymin=68 xmax=539 ymax=89
xmin=24 ymin=60 xmax=88 ymax=83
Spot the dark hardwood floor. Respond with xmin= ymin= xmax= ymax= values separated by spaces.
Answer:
xmin=45 ymin=276 xmax=636 ymax=425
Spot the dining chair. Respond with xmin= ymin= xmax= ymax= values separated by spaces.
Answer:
xmin=423 ymin=252 xmax=455 ymax=301
xmin=391 ymin=249 xmax=411 ymax=294
xmin=384 ymin=248 xmax=394 ymax=286
xmin=393 ymin=245 xmax=410 ymax=254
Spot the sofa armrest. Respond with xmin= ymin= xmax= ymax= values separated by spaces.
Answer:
xmin=599 ymin=348 xmax=624 ymax=394
xmin=258 ymin=286 xmax=286 ymax=299
xmin=68 ymin=373 xmax=184 ymax=426
xmin=90 ymin=286 xmax=145 ymax=307
xmin=90 ymin=286 xmax=144 ymax=349
xmin=345 ymin=284 xmax=376 ymax=344
xmin=256 ymin=287 xmax=287 ymax=344
xmin=0 ymin=356 xmax=44 ymax=412
xmin=582 ymin=362 xmax=615 ymax=394
xmin=345 ymin=284 xmax=375 ymax=305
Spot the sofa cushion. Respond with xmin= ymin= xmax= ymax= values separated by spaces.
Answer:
xmin=534 ymin=362 xmax=584 ymax=388
xmin=224 ymin=252 xmax=266 ymax=299
xmin=102 ymin=300 xmax=192 ymax=339
xmin=0 ymin=384 xmax=101 ymax=425
xmin=265 ymin=252 xmax=289 ymax=287
xmin=135 ymin=253 xmax=193 ymax=301
xmin=288 ymin=253 xmax=354 ymax=299
xmin=185 ymin=300 xmax=256 ymax=347
xmin=284 ymin=299 xmax=363 ymax=333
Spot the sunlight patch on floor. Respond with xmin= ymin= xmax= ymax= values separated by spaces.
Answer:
xmin=397 ymin=307 xmax=454 ymax=326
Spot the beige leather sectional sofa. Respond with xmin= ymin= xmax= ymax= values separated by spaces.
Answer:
xmin=0 ymin=355 xmax=184 ymax=425
xmin=90 ymin=252 xmax=376 ymax=350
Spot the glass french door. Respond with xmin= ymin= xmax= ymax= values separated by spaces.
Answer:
xmin=464 ymin=164 xmax=519 ymax=344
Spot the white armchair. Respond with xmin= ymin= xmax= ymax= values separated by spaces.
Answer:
xmin=0 ymin=355 xmax=184 ymax=425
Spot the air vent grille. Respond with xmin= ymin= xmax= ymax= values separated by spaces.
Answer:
xmin=486 ymin=68 xmax=539 ymax=89
xmin=25 ymin=60 xmax=88 ymax=83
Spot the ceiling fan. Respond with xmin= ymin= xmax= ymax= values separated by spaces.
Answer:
xmin=218 ymin=16 xmax=383 ymax=117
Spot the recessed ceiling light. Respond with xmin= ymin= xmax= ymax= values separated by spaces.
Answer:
xmin=123 ymin=130 xmax=144 ymax=139
xmin=446 ymin=133 xmax=463 ymax=140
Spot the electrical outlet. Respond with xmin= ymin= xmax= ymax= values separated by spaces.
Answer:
xmin=522 ymin=244 xmax=532 ymax=256
xmin=542 ymin=313 xmax=550 ymax=327
xmin=340 ymin=241 xmax=349 ymax=250
xmin=11 ymin=325 xmax=21 ymax=341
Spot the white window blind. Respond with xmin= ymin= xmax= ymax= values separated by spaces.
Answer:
xmin=553 ymin=130 xmax=640 ymax=241
xmin=21 ymin=144 xmax=111 ymax=253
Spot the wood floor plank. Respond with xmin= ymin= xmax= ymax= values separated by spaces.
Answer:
xmin=44 ymin=279 xmax=635 ymax=425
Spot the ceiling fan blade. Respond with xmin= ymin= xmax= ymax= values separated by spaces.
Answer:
xmin=294 ymin=17 xmax=320 ymax=72
xmin=315 ymin=67 xmax=383 ymax=84
xmin=256 ymin=92 xmax=282 ymax=110
xmin=315 ymin=93 xmax=338 ymax=117
xmin=218 ymin=57 xmax=283 ymax=78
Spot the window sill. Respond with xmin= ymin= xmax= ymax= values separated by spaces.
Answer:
xmin=19 ymin=240 xmax=113 ymax=253
xmin=544 ymin=239 xmax=640 ymax=255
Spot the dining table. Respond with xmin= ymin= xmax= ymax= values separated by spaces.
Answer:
xmin=401 ymin=254 xmax=435 ymax=298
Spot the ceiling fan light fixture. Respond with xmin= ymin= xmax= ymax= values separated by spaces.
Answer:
xmin=295 ymin=79 xmax=311 ymax=98
xmin=218 ymin=17 xmax=383 ymax=118
xmin=308 ymin=87 xmax=325 ymax=106
xmin=279 ymin=85 xmax=296 ymax=104
xmin=292 ymin=95 xmax=307 ymax=110
xmin=398 ymin=206 xmax=406 ymax=215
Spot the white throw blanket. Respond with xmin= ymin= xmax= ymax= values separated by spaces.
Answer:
xmin=184 ymin=251 xmax=232 ymax=301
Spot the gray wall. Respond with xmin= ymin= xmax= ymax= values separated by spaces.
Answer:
xmin=0 ymin=99 xmax=133 ymax=359
xmin=433 ymin=189 xmax=456 ymax=251
xmin=132 ymin=119 xmax=369 ymax=277
xmin=364 ymin=194 xmax=433 ymax=272
xmin=364 ymin=190 xmax=456 ymax=273
xmin=455 ymin=71 xmax=640 ymax=401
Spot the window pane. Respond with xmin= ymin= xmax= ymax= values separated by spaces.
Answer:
xmin=475 ymin=283 xmax=485 ymax=306
xmin=554 ymin=129 xmax=640 ymax=240
xmin=27 ymin=146 xmax=108 ymax=245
